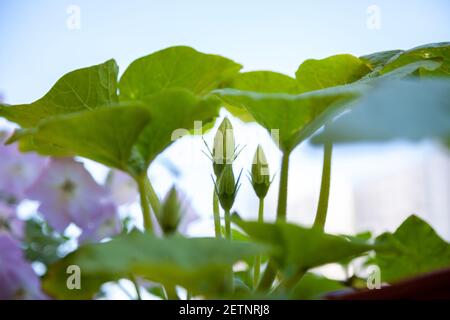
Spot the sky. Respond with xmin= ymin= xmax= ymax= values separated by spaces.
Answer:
xmin=1 ymin=0 xmax=449 ymax=238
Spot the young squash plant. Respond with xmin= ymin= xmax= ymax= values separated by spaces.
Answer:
xmin=0 ymin=43 xmax=449 ymax=300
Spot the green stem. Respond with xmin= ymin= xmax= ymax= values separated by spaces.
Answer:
xmin=258 ymin=197 xmax=264 ymax=222
xmin=224 ymin=208 xmax=234 ymax=293
xmin=257 ymin=261 xmax=276 ymax=292
xmin=130 ymin=274 xmax=142 ymax=300
xmin=224 ymin=209 xmax=231 ymax=240
xmin=136 ymin=176 xmax=153 ymax=232
xmin=276 ymin=151 xmax=291 ymax=221
xmin=164 ymin=286 xmax=179 ymax=300
xmin=213 ymin=191 xmax=221 ymax=238
xmin=143 ymin=175 xmax=161 ymax=215
xmin=273 ymin=268 xmax=306 ymax=296
xmin=258 ymin=151 xmax=291 ymax=292
xmin=253 ymin=198 xmax=264 ymax=289
xmin=313 ymin=141 xmax=333 ymax=231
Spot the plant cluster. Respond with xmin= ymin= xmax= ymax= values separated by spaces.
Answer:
xmin=0 ymin=43 xmax=449 ymax=299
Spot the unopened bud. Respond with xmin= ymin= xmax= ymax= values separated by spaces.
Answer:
xmin=213 ymin=117 xmax=235 ymax=177
xmin=158 ymin=186 xmax=182 ymax=235
xmin=216 ymin=165 xmax=240 ymax=211
xmin=251 ymin=145 xmax=271 ymax=199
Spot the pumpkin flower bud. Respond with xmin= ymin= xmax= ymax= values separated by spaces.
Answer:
xmin=251 ymin=145 xmax=271 ymax=199
xmin=215 ymin=165 xmax=241 ymax=212
xmin=212 ymin=117 xmax=235 ymax=177
xmin=158 ymin=186 xmax=182 ymax=235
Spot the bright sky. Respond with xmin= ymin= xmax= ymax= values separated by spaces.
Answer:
xmin=1 ymin=0 xmax=449 ymax=238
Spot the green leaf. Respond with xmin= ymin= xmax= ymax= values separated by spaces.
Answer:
xmin=233 ymin=219 xmax=373 ymax=278
xmin=23 ymin=218 xmax=69 ymax=267
xmin=0 ymin=59 xmax=118 ymax=128
xmin=313 ymin=78 xmax=450 ymax=144
xmin=43 ymin=232 xmax=266 ymax=299
xmin=119 ymin=46 xmax=242 ymax=99
xmin=226 ymin=71 xmax=301 ymax=94
xmin=338 ymin=231 xmax=373 ymax=267
xmin=29 ymin=104 xmax=151 ymax=171
xmin=290 ymin=272 xmax=346 ymax=300
xmin=366 ymin=59 xmax=442 ymax=81
xmin=215 ymin=85 xmax=362 ymax=152
xmin=220 ymin=71 xmax=301 ymax=122
xmin=381 ymin=42 xmax=450 ymax=77
xmin=360 ymin=42 xmax=450 ymax=79
xmin=369 ymin=215 xmax=450 ymax=283
xmin=295 ymin=54 xmax=371 ymax=92
xmin=360 ymin=50 xmax=403 ymax=70
xmin=132 ymin=89 xmax=220 ymax=172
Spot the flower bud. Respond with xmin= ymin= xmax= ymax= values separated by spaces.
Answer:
xmin=251 ymin=145 xmax=271 ymax=199
xmin=212 ymin=117 xmax=235 ymax=177
xmin=158 ymin=186 xmax=182 ymax=235
xmin=216 ymin=165 xmax=240 ymax=211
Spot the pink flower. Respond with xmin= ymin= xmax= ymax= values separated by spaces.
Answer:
xmin=105 ymin=170 xmax=138 ymax=206
xmin=0 ymin=233 xmax=46 ymax=299
xmin=0 ymin=203 xmax=24 ymax=240
xmin=26 ymin=158 xmax=120 ymax=241
xmin=78 ymin=200 xmax=121 ymax=244
xmin=0 ymin=131 xmax=47 ymax=204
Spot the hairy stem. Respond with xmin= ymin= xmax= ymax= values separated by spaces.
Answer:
xmin=224 ymin=208 xmax=234 ymax=292
xmin=253 ymin=198 xmax=264 ymax=289
xmin=136 ymin=176 xmax=153 ymax=232
xmin=143 ymin=175 xmax=161 ymax=215
xmin=130 ymin=274 xmax=142 ymax=300
xmin=258 ymin=151 xmax=291 ymax=291
xmin=213 ymin=191 xmax=222 ymax=238
xmin=277 ymin=151 xmax=291 ymax=221
xmin=313 ymin=141 xmax=333 ymax=231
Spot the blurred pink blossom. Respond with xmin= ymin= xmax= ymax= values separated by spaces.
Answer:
xmin=105 ymin=170 xmax=138 ymax=206
xmin=0 ymin=233 xmax=46 ymax=299
xmin=0 ymin=131 xmax=47 ymax=203
xmin=0 ymin=203 xmax=24 ymax=239
xmin=26 ymin=158 xmax=120 ymax=241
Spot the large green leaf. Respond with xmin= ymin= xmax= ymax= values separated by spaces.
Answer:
xmin=313 ymin=78 xmax=450 ymax=144
xmin=225 ymin=71 xmax=301 ymax=94
xmin=361 ymin=59 xmax=442 ymax=81
xmin=27 ymin=104 xmax=151 ymax=171
xmin=132 ymin=89 xmax=220 ymax=172
xmin=220 ymin=71 xmax=301 ymax=122
xmin=233 ymin=219 xmax=373 ymax=278
xmin=215 ymin=85 xmax=363 ymax=152
xmin=295 ymin=54 xmax=371 ymax=92
xmin=360 ymin=42 xmax=450 ymax=79
xmin=381 ymin=42 xmax=450 ymax=77
xmin=43 ymin=232 xmax=266 ymax=299
xmin=0 ymin=59 xmax=118 ymax=128
xmin=290 ymin=272 xmax=346 ymax=300
xmin=119 ymin=46 xmax=242 ymax=99
xmin=369 ymin=215 xmax=450 ymax=283
xmin=360 ymin=50 xmax=403 ymax=70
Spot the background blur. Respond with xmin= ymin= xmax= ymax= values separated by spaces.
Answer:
xmin=1 ymin=0 xmax=449 ymax=244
